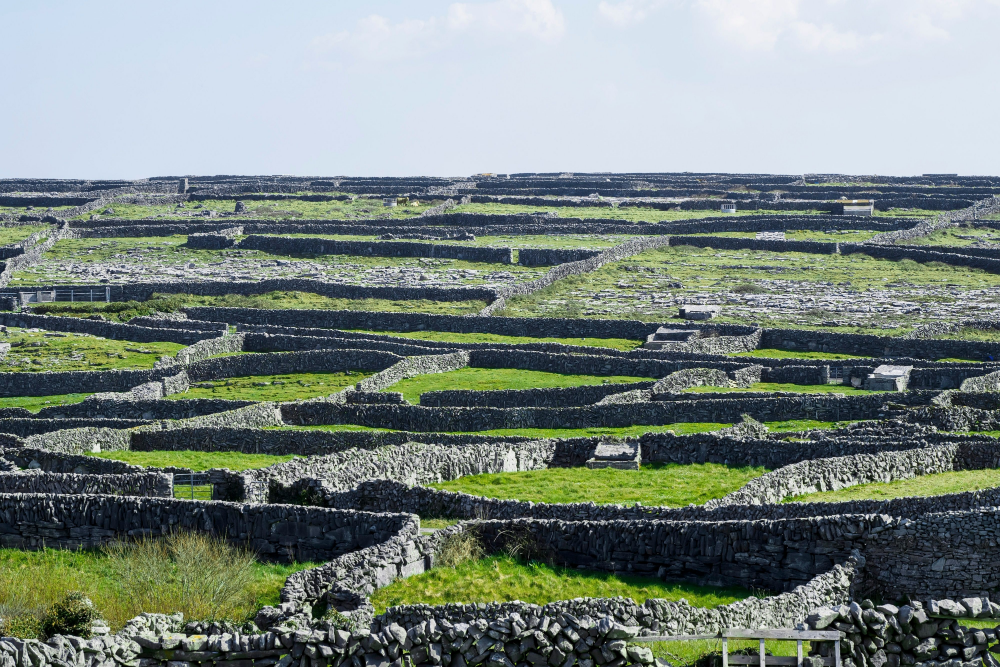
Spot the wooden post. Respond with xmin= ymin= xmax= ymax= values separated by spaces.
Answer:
xmin=722 ymin=637 xmax=728 ymax=667
xmin=760 ymin=639 xmax=766 ymax=667
xmin=797 ymin=641 xmax=803 ymax=667
xmin=834 ymin=640 xmax=841 ymax=667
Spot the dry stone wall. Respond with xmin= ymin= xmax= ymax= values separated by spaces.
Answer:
xmin=0 ymin=471 xmax=172 ymax=496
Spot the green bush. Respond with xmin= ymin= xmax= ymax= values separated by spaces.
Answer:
xmin=40 ymin=592 xmax=101 ymax=639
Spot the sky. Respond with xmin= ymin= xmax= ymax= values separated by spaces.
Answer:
xmin=2 ymin=0 xmax=999 ymax=179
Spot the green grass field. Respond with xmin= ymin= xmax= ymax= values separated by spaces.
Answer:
xmin=0 ymin=393 xmax=92 ymax=413
xmin=685 ymin=382 xmax=876 ymax=395
xmin=429 ymin=462 xmax=767 ymax=506
xmin=0 ymin=328 xmax=184 ymax=372
xmin=389 ymin=367 xmax=654 ymax=404
xmin=89 ymin=450 xmax=298 ymax=471
xmin=370 ymin=555 xmax=758 ymax=614
xmin=789 ymin=469 xmax=1000 ymax=503
xmin=167 ymin=371 xmax=372 ymax=402
xmin=357 ymin=329 xmax=643 ymax=352
xmin=0 ymin=223 xmax=50 ymax=245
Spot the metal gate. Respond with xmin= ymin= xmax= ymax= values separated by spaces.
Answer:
xmin=173 ymin=473 xmax=212 ymax=500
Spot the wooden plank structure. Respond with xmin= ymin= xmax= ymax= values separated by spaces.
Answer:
xmin=632 ymin=628 xmax=842 ymax=667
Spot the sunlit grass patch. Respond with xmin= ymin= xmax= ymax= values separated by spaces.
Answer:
xmin=371 ymin=555 xmax=760 ymax=614
xmin=429 ymin=462 xmax=767 ymax=507
xmin=390 ymin=367 xmax=654 ymax=404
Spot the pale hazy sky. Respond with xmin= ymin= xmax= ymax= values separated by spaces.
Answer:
xmin=3 ymin=1 xmax=998 ymax=179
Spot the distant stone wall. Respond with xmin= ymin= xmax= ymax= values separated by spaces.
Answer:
xmin=419 ymin=381 xmax=656 ymax=408
xmin=517 ymin=247 xmax=602 ymax=266
xmin=129 ymin=426 xmax=536 ymax=455
xmin=238 ymin=234 xmax=515 ymax=264
xmin=279 ymin=392 xmax=901 ymax=431
xmin=186 ymin=349 xmax=402 ymax=382
xmin=0 ymin=492 xmax=407 ymax=564
xmin=15 ymin=279 xmax=497 ymax=304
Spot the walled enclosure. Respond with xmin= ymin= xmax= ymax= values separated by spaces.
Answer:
xmin=4 ymin=178 xmax=1000 ymax=667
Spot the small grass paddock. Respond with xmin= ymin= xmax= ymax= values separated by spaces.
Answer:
xmin=88 ymin=450 xmax=297 ymax=472
xmin=428 ymin=462 xmax=768 ymax=507
xmin=390 ymin=367 xmax=654 ymax=404
xmin=0 ymin=328 xmax=184 ymax=372
xmin=789 ymin=469 xmax=1000 ymax=503
xmin=167 ymin=371 xmax=372 ymax=402
xmin=0 ymin=393 xmax=92 ymax=413
xmin=370 ymin=555 xmax=758 ymax=615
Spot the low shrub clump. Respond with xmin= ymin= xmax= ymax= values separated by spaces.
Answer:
xmin=41 ymin=592 xmax=102 ymax=639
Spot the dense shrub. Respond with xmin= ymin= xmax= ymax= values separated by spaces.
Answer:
xmin=40 ymin=592 xmax=101 ymax=639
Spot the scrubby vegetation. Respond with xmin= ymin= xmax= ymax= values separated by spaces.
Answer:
xmin=0 ymin=534 xmax=314 ymax=636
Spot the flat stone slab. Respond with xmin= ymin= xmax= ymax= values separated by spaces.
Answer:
xmin=592 ymin=442 xmax=639 ymax=460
